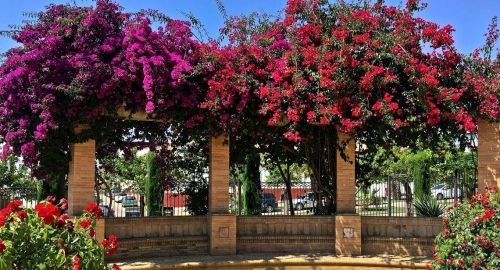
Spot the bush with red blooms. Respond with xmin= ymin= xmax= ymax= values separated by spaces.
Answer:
xmin=203 ymin=0 xmax=498 ymax=142
xmin=0 ymin=198 xmax=119 ymax=270
xmin=432 ymin=187 xmax=499 ymax=269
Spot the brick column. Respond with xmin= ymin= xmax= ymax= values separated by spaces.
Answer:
xmin=335 ymin=131 xmax=361 ymax=255
xmin=68 ymin=125 xmax=96 ymax=216
xmin=209 ymin=134 xmax=230 ymax=213
xmin=478 ymin=120 xmax=500 ymax=192
xmin=208 ymin=134 xmax=235 ymax=255
xmin=336 ymin=131 xmax=356 ymax=214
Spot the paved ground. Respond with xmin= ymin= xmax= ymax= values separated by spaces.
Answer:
xmin=112 ymin=253 xmax=432 ymax=270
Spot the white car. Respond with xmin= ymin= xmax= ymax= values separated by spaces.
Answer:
xmin=293 ymin=192 xmax=316 ymax=210
xmin=431 ymin=183 xmax=461 ymax=200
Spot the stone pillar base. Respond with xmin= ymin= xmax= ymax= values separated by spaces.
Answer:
xmin=335 ymin=214 xmax=361 ymax=256
xmin=209 ymin=214 xmax=236 ymax=255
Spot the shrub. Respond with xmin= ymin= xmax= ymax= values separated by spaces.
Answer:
xmin=0 ymin=197 xmax=120 ymax=270
xmin=183 ymin=179 xmax=208 ymax=216
xmin=432 ymin=188 xmax=499 ymax=269
xmin=414 ymin=195 xmax=444 ymax=217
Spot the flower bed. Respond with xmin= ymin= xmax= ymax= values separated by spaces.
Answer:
xmin=0 ymin=197 xmax=119 ymax=269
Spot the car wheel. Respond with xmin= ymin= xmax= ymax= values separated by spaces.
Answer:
xmin=296 ymin=203 xmax=304 ymax=211
xmin=437 ymin=193 xmax=444 ymax=200
xmin=265 ymin=205 xmax=274 ymax=213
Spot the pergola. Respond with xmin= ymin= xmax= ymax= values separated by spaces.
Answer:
xmin=66 ymin=108 xmax=500 ymax=255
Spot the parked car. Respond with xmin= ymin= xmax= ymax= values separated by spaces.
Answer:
xmin=121 ymin=196 xmax=138 ymax=207
xmin=113 ymin=191 xmax=127 ymax=203
xmin=125 ymin=207 xmax=141 ymax=217
xmin=293 ymin=192 xmax=316 ymax=210
xmin=262 ymin=192 xmax=278 ymax=213
xmin=431 ymin=183 xmax=461 ymax=200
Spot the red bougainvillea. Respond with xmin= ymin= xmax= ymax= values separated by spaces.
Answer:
xmin=202 ymin=0 xmax=498 ymax=143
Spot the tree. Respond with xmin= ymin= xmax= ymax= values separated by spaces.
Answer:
xmin=0 ymin=155 xmax=34 ymax=189
xmin=145 ymin=152 xmax=164 ymax=216
xmin=239 ymin=152 xmax=262 ymax=215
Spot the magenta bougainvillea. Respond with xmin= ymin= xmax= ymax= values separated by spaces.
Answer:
xmin=0 ymin=0 xmax=498 ymax=178
xmin=0 ymin=0 xmax=200 ymax=171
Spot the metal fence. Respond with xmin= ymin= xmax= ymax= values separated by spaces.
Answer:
xmin=231 ymin=181 xmax=315 ymax=216
xmin=356 ymin=169 xmax=477 ymax=217
xmin=97 ymin=181 xmax=208 ymax=218
xmin=0 ymin=187 xmax=38 ymax=209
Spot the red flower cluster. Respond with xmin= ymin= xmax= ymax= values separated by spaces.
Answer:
xmin=72 ymin=255 xmax=81 ymax=270
xmin=0 ymin=200 xmax=24 ymax=227
xmin=35 ymin=201 xmax=61 ymax=225
xmin=102 ymin=234 xmax=119 ymax=255
xmin=84 ymin=202 xmax=103 ymax=219
xmin=0 ymin=239 xmax=5 ymax=254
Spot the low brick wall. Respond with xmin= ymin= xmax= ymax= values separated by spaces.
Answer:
xmin=361 ymin=216 xmax=442 ymax=256
xmin=237 ymin=216 xmax=335 ymax=253
xmin=105 ymin=216 xmax=209 ymax=260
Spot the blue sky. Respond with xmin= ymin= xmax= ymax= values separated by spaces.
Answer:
xmin=0 ymin=0 xmax=498 ymax=54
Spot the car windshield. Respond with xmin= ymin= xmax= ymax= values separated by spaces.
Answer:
xmin=432 ymin=184 xmax=444 ymax=189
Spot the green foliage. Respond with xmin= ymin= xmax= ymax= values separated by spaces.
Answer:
xmin=359 ymin=146 xmax=475 ymax=188
xmin=265 ymin=163 xmax=308 ymax=186
xmin=145 ymin=153 xmax=163 ymax=217
xmin=410 ymin=150 xmax=433 ymax=199
xmin=99 ymin=149 xmax=148 ymax=194
xmin=414 ymin=195 xmax=444 ymax=217
xmin=239 ymin=153 xmax=261 ymax=215
xmin=357 ymin=187 xmax=383 ymax=210
xmin=0 ymin=155 xmax=35 ymax=189
xmin=432 ymin=189 xmax=499 ymax=269
xmin=183 ymin=179 xmax=208 ymax=216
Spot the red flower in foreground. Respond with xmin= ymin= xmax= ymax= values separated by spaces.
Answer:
xmin=102 ymin=234 xmax=119 ymax=255
xmin=6 ymin=200 xmax=22 ymax=212
xmin=482 ymin=209 xmax=496 ymax=221
xmin=72 ymin=255 xmax=81 ymax=270
xmin=0 ymin=239 xmax=5 ymax=253
xmin=79 ymin=218 xmax=91 ymax=229
xmin=16 ymin=210 xmax=27 ymax=222
xmin=84 ymin=203 xmax=103 ymax=219
xmin=35 ymin=202 xmax=61 ymax=225
xmin=112 ymin=264 xmax=121 ymax=270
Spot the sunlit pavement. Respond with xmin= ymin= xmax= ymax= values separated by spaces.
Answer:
xmin=111 ymin=254 xmax=431 ymax=270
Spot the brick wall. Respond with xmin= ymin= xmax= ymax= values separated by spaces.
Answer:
xmin=361 ymin=216 xmax=442 ymax=256
xmin=104 ymin=215 xmax=443 ymax=259
xmin=105 ymin=216 xmax=209 ymax=260
xmin=237 ymin=216 xmax=335 ymax=253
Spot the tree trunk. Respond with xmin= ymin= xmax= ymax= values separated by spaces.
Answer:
xmin=304 ymin=125 xmax=337 ymax=215
xmin=403 ymin=182 xmax=413 ymax=216
xmin=275 ymin=159 xmax=295 ymax=216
